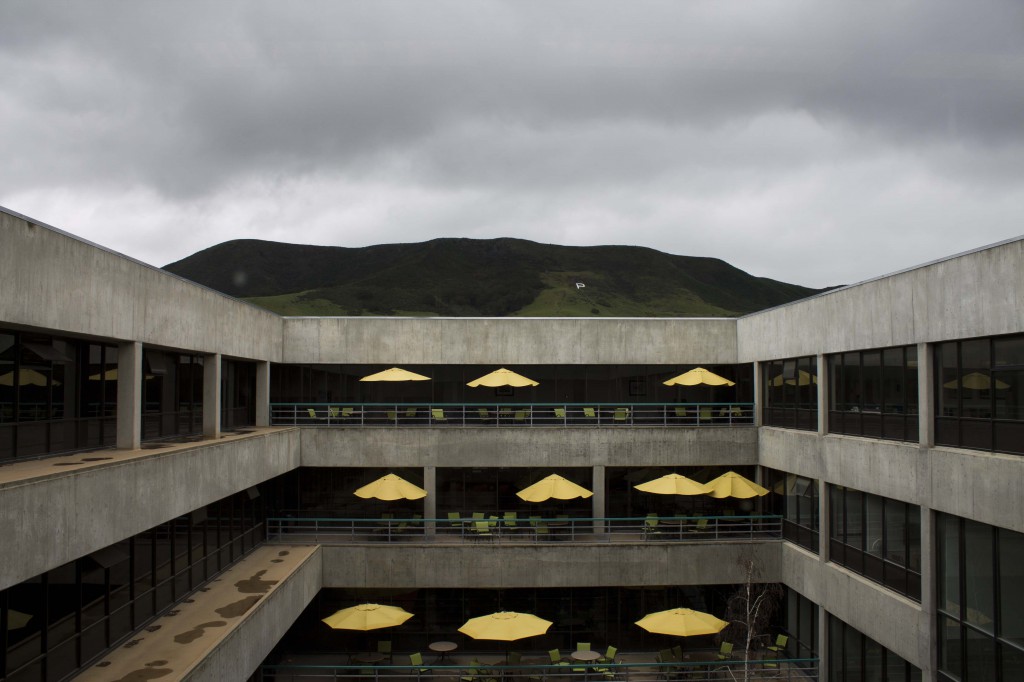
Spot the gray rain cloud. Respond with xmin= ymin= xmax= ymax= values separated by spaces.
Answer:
xmin=1 ymin=0 xmax=1023 ymax=288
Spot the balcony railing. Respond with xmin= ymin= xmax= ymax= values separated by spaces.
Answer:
xmin=266 ymin=515 xmax=782 ymax=544
xmin=270 ymin=402 xmax=755 ymax=428
xmin=259 ymin=658 xmax=819 ymax=680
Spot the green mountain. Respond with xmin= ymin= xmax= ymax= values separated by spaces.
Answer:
xmin=162 ymin=238 xmax=824 ymax=317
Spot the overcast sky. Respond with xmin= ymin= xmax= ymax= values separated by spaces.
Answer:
xmin=2 ymin=1 xmax=1023 ymax=288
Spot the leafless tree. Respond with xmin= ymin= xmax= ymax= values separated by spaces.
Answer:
xmin=720 ymin=554 xmax=784 ymax=681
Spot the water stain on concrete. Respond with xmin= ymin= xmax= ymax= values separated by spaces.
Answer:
xmin=124 ymin=638 xmax=143 ymax=648
xmin=235 ymin=569 xmax=278 ymax=594
xmin=173 ymin=620 xmax=227 ymax=644
xmin=111 ymin=667 xmax=173 ymax=681
xmin=271 ymin=559 xmax=283 ymax=563
xmin=146 ymin=660 xmax=169 ymax=667
xmin=96 ymin=661 xmax=111 ymax=667
xmin=145 ymin=625 xmax=161 ymax=632
xmin=278 ymin=550 xmax=290 ymax=556
xmin=216 ymin=595 xmax=262 ymax=618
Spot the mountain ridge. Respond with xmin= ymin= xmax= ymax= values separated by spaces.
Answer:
xmin=163 ymin=237 xmax=826 ymax=317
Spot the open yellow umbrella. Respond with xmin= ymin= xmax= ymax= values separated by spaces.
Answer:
xmin=635 ymin=608 xmax=728 ymax=637
xmin=703 ymin=471 xmax=769 ymax=499
xmin=360 ymin=367 xmax=431 ymax=382
xmin=634 ymin=473 xmax=711 ymax=496
xmin=467 ymin=368 xmax=539 ymax=388
xmin=943 ymin=372 xmax=1010 ymax=390
xmin=354 ymin=474 xmax=427 ymax=501
xmin=663 ymin=367 xmax=735 ymax=387
xmin=458 ymin=611 xmax=553 ymax=641
xmin=322 ymin=603 xmax=414 ymax=631
xmin=516 ymin=474 xmax=593 ymax=502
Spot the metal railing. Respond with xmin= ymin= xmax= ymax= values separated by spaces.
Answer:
xmin=259 ymin=658 xmax=819 ymax=680
xmin=270 ymin=403 xmax=755 ymax=428
xmin=266 ymin=515 xmax=782 ymax=544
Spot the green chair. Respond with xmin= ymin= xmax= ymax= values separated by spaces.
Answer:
xmin=577 ymin=642 xmax=591 ymax=652
xmin=767 ymin=634 xmax=789 ymax=653
xmin=431 ymin=408 xmax=447 ymax=423
xmin=644 ymin=513 xmax=660 ymax=538
xmin=478 ymin=407 xmax=491 ymax=422
xmin=405 ymin=406 xmax=418 ymax=420
xmin=514 ymin=409 xmax=530 ymax=423
xmin=341 ymin=406 xmax=355 ymax=419
xmin=612 ymin=407 xmax=630 ymax=423
xmin=548 ymin=649 xmax=569 ymax=665
xmin=306 ymin=408 xmax=321 ymax=420
xmin=409 ymin=652 xmax=430 ymax=676
xmin=377 ymin=640 xmax=392 ymax=662
xmin=583 ymin=407 xmax=597 ymax=419
xmin=717 ymin=641 xmax=734 ymax=660
xmin=530 ymin=515 xmax=549 ymax=539
xmin=328 ymin=406 xmax=340 ymax=420
xmin=386 ymin=410 xmax=397 ymax=422
xmin=688 ymin=517 xmax=709 ymax=535
xmin=699 ymin=407 xmax=712 ymax=423
xmin=554 ymin=407 xmax=566 ymax=421
xmin=503 ymin=511 xmax=519 ymax=533
xmin=448 ymin=511 xmax=463 ymax=527
xmin=598 ymin=645 xmax=618 ymax=663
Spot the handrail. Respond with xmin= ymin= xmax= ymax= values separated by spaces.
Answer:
xmin=266 ymin=514 xmax=783 ymax=544
xmin=270 ymin=402 xmax=755 ymax=428
xmin=259 ymin=657 xmax=819 ymax=681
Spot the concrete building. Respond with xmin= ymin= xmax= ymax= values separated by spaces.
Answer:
xmin=1 ymin=203 xmax=1021 ymax=681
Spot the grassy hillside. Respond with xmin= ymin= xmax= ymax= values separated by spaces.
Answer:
xmin=164 ymin=237 xmax=824 ymax=317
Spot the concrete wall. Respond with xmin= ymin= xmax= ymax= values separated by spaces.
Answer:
xmin=0 ymin=208 xmax=283 ymax=360
xmin=737 ymin=238 xmax=1024 ymax=360
xmin=282 ymin=316 xmax=739 ymax=365
xmin=780 ymin=544 xmax=928 ymax=672
xmin=185 ymin=547 xmax=323 ymax=682
xmin=321 ymin=542 xmax=780 ymax=589
xmin=759 ymin=427 xmax=1024 ymax=534
xmin=0 ymin=430 xmax=301 ymax=590
xmin=300 ymin=426 xmax=759 ymax=469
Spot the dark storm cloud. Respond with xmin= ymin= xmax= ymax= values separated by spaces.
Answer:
xmin=0 ymin=0 xmax=1022 ymax=287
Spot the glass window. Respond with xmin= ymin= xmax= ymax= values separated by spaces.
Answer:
xmin=1000 ymin=528 xmax=1024 ymax=647
xmin=884 ymin=500 xmax=906 ymax=566
xmin=964 ymin=520 xmax=995 ymax=633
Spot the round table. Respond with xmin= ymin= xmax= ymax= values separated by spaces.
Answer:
xmin=571 ymin=650 xmax=602 ymax=662
xmin=352 ymin=652 xmax=386 ymax=664
xmin=429 ymin=640 xmax=457 ymax=661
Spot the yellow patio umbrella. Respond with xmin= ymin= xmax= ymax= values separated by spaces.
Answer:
xmin=663 ymin=367 xmax=735 ymax=387
xmin=322 ymin=603 xmax=414 ymax=631
xmin=516 ymin=474 xmax=593 ymax=502
xmin=467 ymin=368 xmax=539 ymax=388
xmin=634 ymin=473 xmax=711 ymax=496
xmin=0 ymin=369 xmax=54 ymax=387
xmin=458 ymin=611 xmax=553 ymax=641
xmin=635 ymin=607 xmax=728 ymax=637
xmin=354 ymin=474 xmax=427 ymax=501
xmin=359 ymin=367 xmax=431 ymax=382
xmin=943 ymin=372 xmax=1010 ymax=390
xmin=703 ymin=471 xmax=769 ymax=499
xmin=770 ymin=370 xmax=817 ymax=387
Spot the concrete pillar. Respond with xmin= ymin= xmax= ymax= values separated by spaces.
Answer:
xmin=819 ymin=477 xmax=830 ymax=561
xmin=816 ymin=354 xmax=828 ymax=436
xmin=818 ymin=604 xmax=829 ymax=679
xmin=255 ymin=360 xmax=271 ymax=427
xmin=203 ymin=353 xmax=222 ymax=439
xmin=918 ymin=342 xmax=934 ymax=448
xmin=919 ymin=507 xmax=937 ymax=681
xmin=752 ymin=360 xmax=763 ymax=427
xmin=116 ymin=341 xmax=142 ymax=450
xmin=424 ymin=466 xmax=437 ymax=537
xmin=592 ymin=465 xmax=605 ymax=534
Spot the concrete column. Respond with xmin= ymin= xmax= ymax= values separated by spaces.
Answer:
xmin=918 ymin=342 xmax=934 ymax=448
xmin=255 ymin=360 xmax=271 ymax=427
xmin=819 ymin=477 xmax=830 ymax=561
xmin=424 ymin=466 xmax=437 ymax=537
xmin=817 ymin=604 xmax=829 ymax=679
xmin=592 ymin=465 xmax=605 ymax=534
xmin=116 ymin=341 xmax=142 ymax=450
xmin=816 ymin=354 xmax=828 ymax=436
xmin=203 ymin=353 xmax=222 ymax=440
xmin=752 ymin=360 xmax=763 ymax=427
xmin=919 ymin=507 xmax=937 ymax=680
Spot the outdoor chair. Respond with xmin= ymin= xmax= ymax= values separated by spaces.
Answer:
xmin=448 ymin=511 xmax=463 ymax=528
xmin=386 ymin=410 xmax=397 ymax=422
xmin=671 ymin=645 xmax=682 ymax=661
xmin=699 ymin=407 xmax=712 ymax=423
xmin=328 ymin=406 xmax=340 ymax=420
xmin=405 ymin=406 xmax=418 ymax=421
xmin=548 ymin=649 xmax=569 ymax=665
xmin=577 ymin=642 xmax=591 ymax=652
xmin=767 ymin=634 xmax=788 ymax=654
xmin=478 ymin=407 xmax=491 ymax=422
xmin=409 ymin=652 xmax=430 ymax=676
xmin=554 ymin=407 xmax=566 ymax=422
xmin=503 ymin=511 xmax=520 ymax=533
xmin=612 ymin=407 xmax=630 ymax=423
xmin=341 ymin=406 xmax=355 ymax=419
xmin=583 ymin=407 xmax=597 ymax=420
xmin=431 ymin=408 xmax=448 ymax=423
xmin=306 ymin=408 xmax=321 ymax=421
xmin=717 ymin=642 xmax=733 ymax=661
xmin=530 ymin=516 xmax=550 ymax=540
xmin=598 ymin=645 xmax=618 ymax=663
xmin=514 ymin=409 xmax=530 ymax=424
xmin=471 ymin=520 xmax=493 ymax=538
xmin=377 ymin=640 xmax=393 ymax=662
xmin=644 ymin=513 xmax=660 ymax=539
xmin=688 ymin=518 xmax=710 ymax=535
xmin=674 ymin=406 xmax=690 ymax=422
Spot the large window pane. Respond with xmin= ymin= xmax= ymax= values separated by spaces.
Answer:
xmin=884 ymin=500 xmax=907 ymax=566
xmin=866 ymin=495 xmax=884 ymax=557
xmin=964 ymin=521 xmax=995 ymax=633
xmin=939 ymin=616 xmax=962 ymax=678
xmin=1000 ymin=528 xmax=1024 ymax=647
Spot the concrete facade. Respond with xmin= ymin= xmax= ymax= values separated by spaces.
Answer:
xmin=2 ymin=203 xmax=1023 ymax=681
